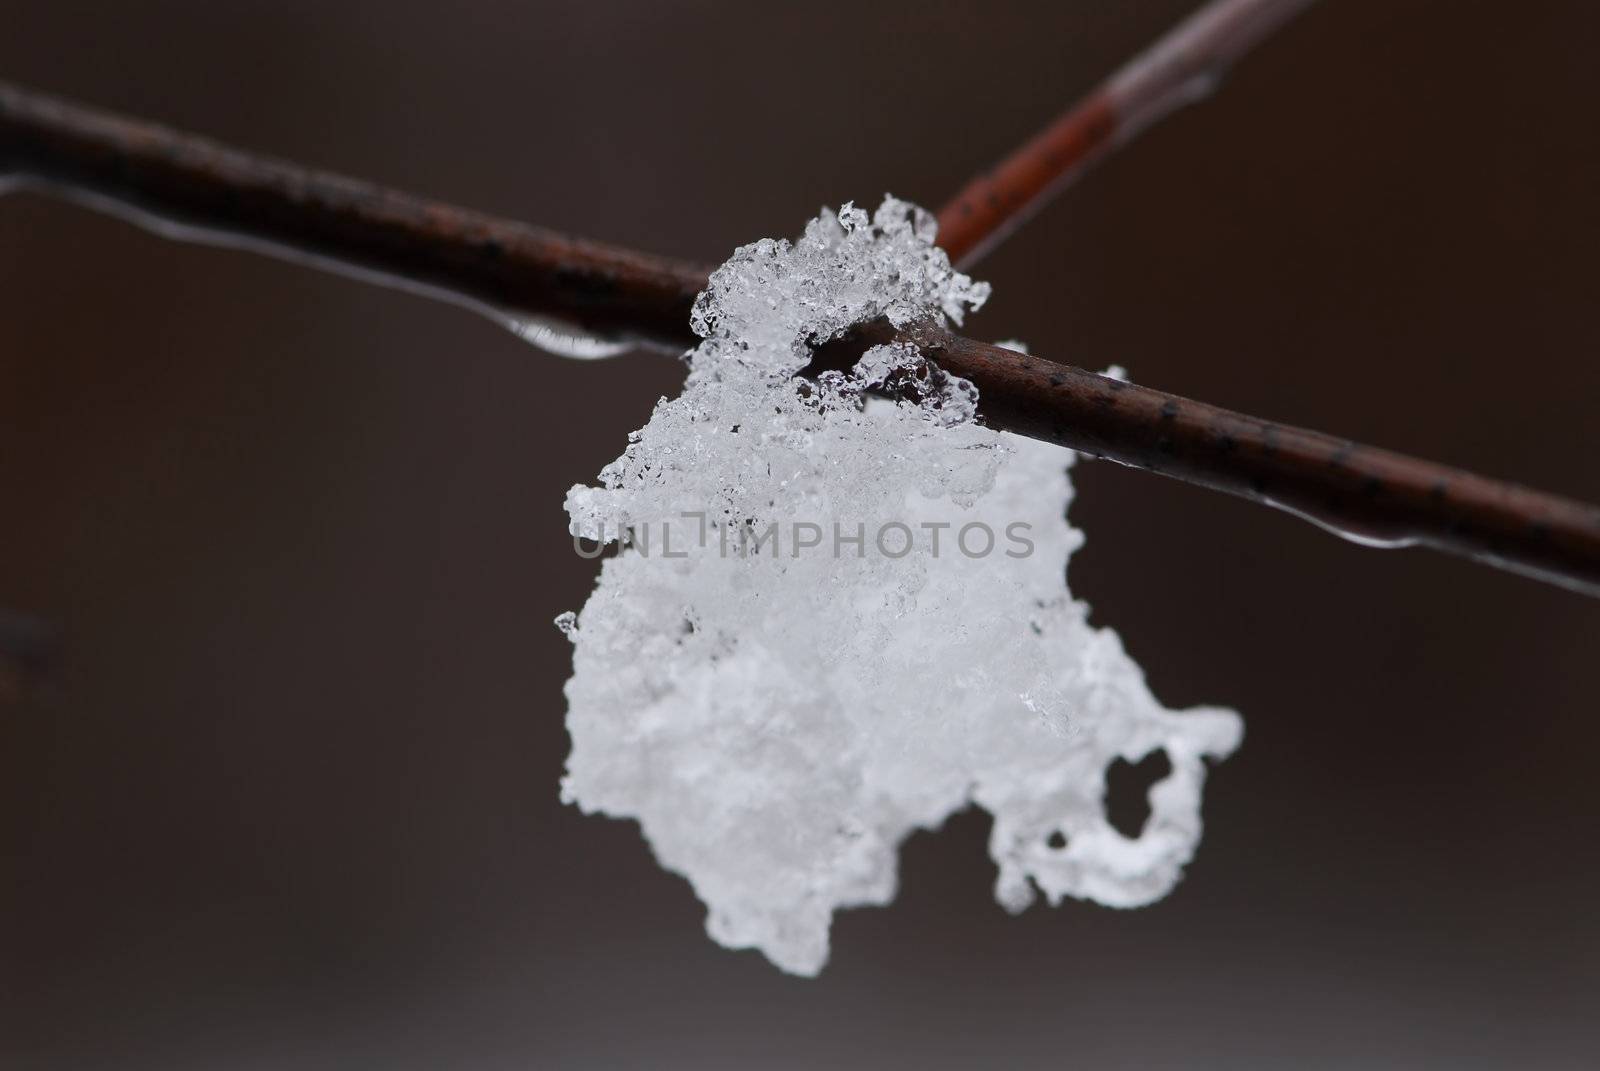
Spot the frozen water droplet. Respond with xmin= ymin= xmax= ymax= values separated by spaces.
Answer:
xmin=507 ymin=315 xmax=632 ymax=360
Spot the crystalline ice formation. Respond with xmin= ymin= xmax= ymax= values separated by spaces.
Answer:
xmin=558 ymin=197 xmax=1241 ymax=976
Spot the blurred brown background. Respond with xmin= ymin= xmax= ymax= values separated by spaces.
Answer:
xmin=2 ymin=2 xmax=1598 ymax=1067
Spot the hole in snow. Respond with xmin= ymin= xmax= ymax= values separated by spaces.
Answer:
xmin=1045 ymin=830 xmax=1067 ymax=850
xmin=1105 ymin=749 xmax=1172 ymax=838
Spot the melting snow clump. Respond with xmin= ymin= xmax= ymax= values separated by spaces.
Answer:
xmin=559 ymin=198 xmax=1242 ymax=976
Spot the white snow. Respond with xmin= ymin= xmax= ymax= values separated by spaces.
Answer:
xmin=557 ymin=197 xmax=1241 ymax=975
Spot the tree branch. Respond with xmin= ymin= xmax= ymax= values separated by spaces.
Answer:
xmin=936 ymin=0 xmax=1318 ymax=267
xmin=0 ymin=81 xmax=707 ymax=353
xmin=3 ymin=79 xmax=1598 ymax=597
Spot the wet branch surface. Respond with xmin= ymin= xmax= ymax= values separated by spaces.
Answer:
xmin=3 ymin=77 xmax=1598 ymax=597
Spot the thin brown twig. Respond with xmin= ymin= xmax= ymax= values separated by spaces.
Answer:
xmin=818 ymin=323 xmax=1600 ymax=598
xmin=3 ymin=80 xmax=1599 ymax=597
xmin=936 ymin=0 xmax=1318 ymax=267
xmin=0 ymin=81 xmax=707 ymax=353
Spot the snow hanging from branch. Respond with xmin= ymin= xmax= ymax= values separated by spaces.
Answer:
xmin=557 ymin=197 xmax=1242 ymax=975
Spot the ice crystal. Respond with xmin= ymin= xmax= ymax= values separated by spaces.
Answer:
xmin=558 ymin=197 xmax=1241 ymax=976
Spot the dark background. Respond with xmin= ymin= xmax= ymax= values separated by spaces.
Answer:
xmin=2 ymin=2 xmax=1597 ymax=1067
